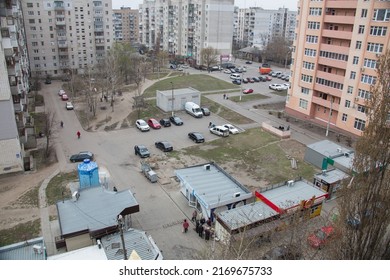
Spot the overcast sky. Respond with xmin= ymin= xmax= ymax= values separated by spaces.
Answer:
xmin=112 ymin=0 xmax=297 ymax=11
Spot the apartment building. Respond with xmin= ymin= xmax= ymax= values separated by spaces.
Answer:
xmin=0 ymin=0 xmax=33 ymax=174
xmin=139 ymin=0 xmax=234 ymax=65
xmin=235 ymin=7 xmax=297 ymax=49
xmin=113 ymin=7 xmax=139 ymax=44
xmin=285 ymin=0 xmax=390 ymax=137
xmin=21 ymin=0 xmax=113 ymax=78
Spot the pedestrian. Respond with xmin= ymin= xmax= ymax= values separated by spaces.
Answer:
xmin=60 ymin=121 xmax=64 ymax=128
xmin=198 ymin=224 xmax=204 ymax=238
xmin=77 ymin=131 xmax=81 ymax=139
xmin=226 ymin=94 xmax=229 ymax=100
xmin=223 ymin=93 xmax=226 ymax=100
xmin=208 ymin=122 xmax=212 ymax=128
xmin=192 ymin=210 xmax=198 ymax=222
xmin=182 ymin=219 xmax=189 ymax=233
xmin=205 ymin=227 xmax=211 ymax=241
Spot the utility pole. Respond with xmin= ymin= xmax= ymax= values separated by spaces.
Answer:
xmin=117 ymin=215 xmax=127 ymax=260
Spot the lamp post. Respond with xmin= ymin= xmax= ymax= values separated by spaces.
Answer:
xmin=170 ymin=82 xmax=174 ymax=117
xmin=240 ymin=72 xmax=244 ymax=101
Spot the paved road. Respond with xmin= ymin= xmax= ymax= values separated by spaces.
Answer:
xmin=38 ymin=64 xmax=336 ymax=259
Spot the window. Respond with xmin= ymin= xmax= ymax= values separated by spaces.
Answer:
xmin=301 ymin=87 xmax=310 ymax=95
xmin=356 ymin=41 xmax=362 ymax=49
xmin=316 ymin=78 xmax=344 ymax=90
xmin=350 ymin=71 xmax=356 ymax=79
xmin=345 ymin=100 xmax=351 ymax=108
xmin=309 ymin=8 xmax=322 ymax=16
xmin=373 ymin=9 xmax=390 ymax=21
xmin=358 ymin=25 xmax=365 ymax=34
xmin=367 ymin=42 xmax=384 ymax=53
xmin=28 ymin=11 xmax=34 ymax=15
xmin=370 ymin=26 xmax=387 ymax=36
xmin=347 ymin=86 xmax=353 ymax=94
xmin=342 ymin=114 xmax=348 ymax=122
xmin=301 ymin=74 xmax=313 ymax=83
xmin=354 ymin=118 xmax=366 ymax=131
xmin=361 ymin=74 xmax=376 ymax=85
xmin=361 ymin=9 xmax=368 ymax=18
xmin=27 ymin=3 xmax=33 ymax=8
xmin=32 ymin=42 xmax=38 ymax=46
xmin=319 ymin=50 xmax=348 ymax=61
xmin=306 ymin=35 xmax=318 ymax=43
xmin=357 ymin=105 xmax=367 ymax=113
xmin=304 ymin=48 xmax=317 ymax=57
xmin=352 ymin=56 xmax=359 ymax=64
xmin=303 ymin=61 xmax=315 ymax=70
xmin=29 ymin=19 xmax=35 ymax=24
xmin=364 ymin=58 xmax=377 ymax=69
xmin=308 ymin=21 xmax=320 ymax=29
xmin=358 ymin=89 xmax=371 ymax=99
xmin=299 ymin=99 xmax=308 ymax=109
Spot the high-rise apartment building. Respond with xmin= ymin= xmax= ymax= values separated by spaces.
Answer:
xmin=139 ymin=0 xmax=234 ymax=65
xmin=0 ymin=0 xmax=33 ymax=174
xmin=235 ymin=7 xmax=297 ymax=49
xmin=285 ymin=0 xmax=390 ymax=137
xmin=113 ymin=7 xmax=139 ymax=44
xmin=21 ymin=0 xmax=113 ymax=78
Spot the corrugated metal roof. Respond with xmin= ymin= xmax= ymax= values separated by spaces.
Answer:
xmin=217 ymin=201 xmax=279 ymax=230
xmin=260 ymin=180 xmax=327 ymax=209
xmin=175 ymin=163 xmax=252 ymax=209
xmin=314 ymin=169 xmax=349 ymax=184
xmin=0 ymin=237 xmax=46 ymax=260
xmin=101 ymin=229 xmax=162 ymax=260
xmin=306 ymin=140 xmax=353 ymax=158
xmin=56 ymin=187 xmax=138 ymax=236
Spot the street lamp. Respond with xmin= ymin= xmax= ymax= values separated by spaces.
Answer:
xmin=170 ymin=82 xmax=174 ymax=117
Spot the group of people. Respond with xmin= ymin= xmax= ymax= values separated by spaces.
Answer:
xmin=223 ymin=93 xmax=229 ymax=100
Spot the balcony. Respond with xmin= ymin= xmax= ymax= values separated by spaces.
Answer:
xmin=323 ymin=15 xmax=355 ymax=25
xmin=317 ymin=57 xmax=347 ymax=70
xmin=58 ymin=41 xmax=68 ymax=48
xmin=56 ymin=20 xmax=66 ymax=26
xmin=325 ymin=1 xmax=358 ymax=9
xmin=322 ymin=29 xmax=352 ymax=40
xmin=316 ymin=71 xmax=345 ymax=85
xmin=312 ymin=96 xmax=340 ymax=111
xmin=313 ymin=83 xmax=342 ymax=98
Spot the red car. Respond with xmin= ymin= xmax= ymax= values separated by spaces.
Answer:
xmin=61 ymin=94 xmax=69 ymax=101
xmin=147 ymin=118 xmax=161 ymax=129
xmin=243 ymin=89 xmax=254 ymax=94
xmin=307 ymin=226 xmax=335 ymax=249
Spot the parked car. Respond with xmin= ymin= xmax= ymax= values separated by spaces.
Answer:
xmin=281 ymin=83 xmax=290 ymax=90
xmin=65 ymin=102 xmax=74 ymax=110
xmin=252 ymin=77 xmax=260 ymax=82
xmin=61 ymin=94 xmax=69 ymax=101
xmin=230 ymin=73 xmax=241 ymax=80
xmin=45 ymin=77 xmax=52 ymax=84
xmin=230 ymin=68 xmax=236 ymax=73
xmin=243 ymin=88 xmax=254 ymax=94
xmin=307 ymin=226 xmax=335 ymax=249
xmin=159 ymin=118 xmax=171 ymax=127
xmin=155 ymin=141 xmax=173 ymax=152
xmin=265 ymin=75 xmax=272 ymax=81
xmin=223 ymin=69 xmax=231 ymax=74
xmin=210 ymin=125 xmax=229 ymax=137
xmin=169 ymin=115 xmax=183 ymax=126
xmin=209 ymin=65 xmax=221 ymax=71
xmin=136 ymin=119 xmax=150 ymax=131
xmin=58 ymin=89 xmax=66 ymax=96
xmin=223 ymin=124 xmax=239 ymax=134
xmin=134 ymin=145 xmax=150 ymax=158
xmin=269 ymin=84 xmax=283 ymax=91
xmin=245 ymin=61 xmax=253 ymax=64
xmin=271 ymin=71 xmax=282 ymax=77
xmin=201 ymin=107 xmax=211 ymax=116
xmin=259 ymin=76 xmax=267 ymax=82
xmin=188 ymin=132 xmax=205 ymax=143
xmin=284 ymin=75 xmax=291 ymax=81
xmin=147 ymin=118 xmax=161 ymax=129
xmin=248 ymin=78 xmax=255 ymax=83
xmin=69 ymin=151 xmax=94 ymax=163
xmin=279 ymin=74 xmax=287 ymax=80
xmin=234 ymin=67 xmax=242 ymax=73
xmin=232 ymin=79 xmax=241 ymax=85
xmin=242 ymin=78 xmax=249 ymax=83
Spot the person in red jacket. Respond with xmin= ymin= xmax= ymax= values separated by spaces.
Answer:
xmin=182 ymin=219 xmax=189 ymax=233
xmin=77 ymin=131 xmax=81 ymax=139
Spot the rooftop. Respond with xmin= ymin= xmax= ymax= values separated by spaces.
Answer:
xmin=0 ymin=237 xmax=46 ymax=260
xmin=314 ymin=168 xmax=349 ymax=184
xmin=306 ymin=139 xmax=354 ymax=159
xmin=157 ymin=87 xmax=200 ymax=97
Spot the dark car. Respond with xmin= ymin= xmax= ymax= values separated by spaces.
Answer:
xmin=134 ymin=145 xmax=150 ymax=158
xmin=169 ymin=116 xmax=183 ymax=125
xmin=155 ymin=141 xmax=173 ymax=152
xmin=201 ymin=107 xmax=210 ymax=116
xmin=188 ymin=132 xmax=205 ymax=143
xmin=245 ymin=61 xmax=253 ymax=64
xmin=159 ymin=118 xmax=171 ymax=127
xmin=259 ymin=76 xmax=267 ymax=82
xmin=69 ymin=151 xmax=94 ymax=162
xmin=232 ymin=79 xmax=241 ymax=85
xmin=252 ymin=77 xmax=260 ymax=82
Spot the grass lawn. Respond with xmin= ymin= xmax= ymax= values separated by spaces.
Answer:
xmin=229 ymin=94 xmax=269 ymax=103
xmin=142 ymin=74 xmax=238 ymax=98
xmin=46 ymin=171 xmax=78 ymax=205
xmin=0 ymin=219 xmax=41 ymax=247
xmin=177 ymin=128 xmax=317 ymax=186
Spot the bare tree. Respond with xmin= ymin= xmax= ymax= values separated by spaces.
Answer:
xmin=262 ymin=36 xmax=291 ymax=64
xmin=200 ymin=47 xmax=219 ymax=72
xmin=41 ymin=110 xmax=57 ymax=158
xmin=334 ymin=49 xmax=390 ymax=260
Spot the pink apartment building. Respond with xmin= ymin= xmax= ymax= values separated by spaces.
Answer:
xmin=285 ymin=0 xmax=389 ymax=137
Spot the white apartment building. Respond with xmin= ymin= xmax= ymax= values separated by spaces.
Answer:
xmin=139 ymin=0 xmax=234 ymax=65
xmin=236 ymin=7 xmax=297 ymax=49
xmin=22 ymin=0 xmax=113 ymax=78
xmin=113 ymin=7 xmax=139 ymax=44
xmin=0 ymin=0 xmax=32 ymax=174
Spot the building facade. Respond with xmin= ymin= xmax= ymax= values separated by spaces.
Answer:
xmin=21 ymin=0 xmax=113 ymax=78
xmin=0 ymin=0 xmax=33 ymax=175
xmin=285 ymin=0 xmax=390 ymax=137
xmin=235 ymin=7 xmax=297 ymax=49
xmin=139 ymin=0 xmax=234 ymax=65
xmin=113 ymin=7 xmax=139 ymax=44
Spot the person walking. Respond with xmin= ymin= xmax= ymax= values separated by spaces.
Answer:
xmin=76 ymin=131 xmax=81 ymax=139
xmin=60 ymin=121 xmax=64 ymax=128
xmin=192 ymin=210 xmax=198 ymax=222
xmin=182 ymin=219 xmax=189 ymax=233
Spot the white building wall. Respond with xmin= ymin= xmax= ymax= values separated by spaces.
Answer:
xmin=0 ymin=139 xmax=24 ymax=175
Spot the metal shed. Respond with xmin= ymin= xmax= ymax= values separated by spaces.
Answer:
xmin=156 ymin=87 xmax=201 ymax=113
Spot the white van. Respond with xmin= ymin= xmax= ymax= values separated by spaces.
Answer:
xmin=185 ymin=102 xmax=203 ymax=118
xmin=230 ymin=73 xmax=241 ymax=80
xmin=210 ymin=125 xmax=229 ymax=137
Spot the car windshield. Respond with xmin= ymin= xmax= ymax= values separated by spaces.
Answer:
xmin=140 ymin=147 xmax=148 ymax=152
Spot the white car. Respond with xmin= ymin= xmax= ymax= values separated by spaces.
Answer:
xmin=223 ymin=69 xmax=231 ymax=74
xmin=281 ymin=83 xmax=290 ymax=90
xmin=223 ymin=124 xmax=239 ymax=134
xmin=65 ymin=102 xmax=74 ymax=110
xmin=58 ymin=89 xmax=66 ymax=96
xmin=136 ymin=119 xmax=150 ymax=132
xmin=269 ymin=84 xmax=283 ymax=91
